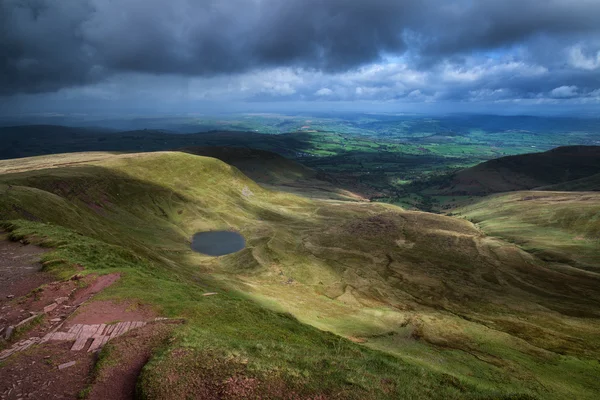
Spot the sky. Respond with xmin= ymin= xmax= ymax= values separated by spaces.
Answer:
xmin=1 ymin=0 xmax=600 ymax=116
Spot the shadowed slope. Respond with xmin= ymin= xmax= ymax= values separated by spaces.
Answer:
xmin=181 ymin=146 xmax=317 ymax=184
xmin=181 ymin=146 xmax=367 ymax=201
xmin=434 ymin=146 xmax=600 ymax=196
xmin=538 ymin=172 xmax=600 ymax=191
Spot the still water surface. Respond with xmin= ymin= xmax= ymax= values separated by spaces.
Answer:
xmin=191 ymin=231 xmax=245 ymax=256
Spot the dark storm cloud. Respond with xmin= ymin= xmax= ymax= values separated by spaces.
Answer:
xmin=0 ymin=0 xmax=101 ymax=94
xmin=86 ymin=0 xmax=419 ymax=76
xmin=410 ymin=0 xmax=600 ymax=56
xmin=1 ymin=0 xmax=414 ymax=94
xmin=1 ymin=0 xmax=600 ymax=95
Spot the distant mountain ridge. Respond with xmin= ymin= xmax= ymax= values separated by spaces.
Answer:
xmin=434 ymin=145 xmax=600 ymax=195
xmin=0 ymin=124 xmax=315 ymax=160
xmin=537 ymin=172 xmax=600 ymax=191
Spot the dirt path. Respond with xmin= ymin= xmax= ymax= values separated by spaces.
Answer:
xmin=0 ymin=341 xmax=95 ymax=400
xmin=0 ymin=234 xmax=173 ymax=399
xmin=0 ymin=232 xmax=52 ymax=302
xmin=68 ymin=299 xmax=156 ymax=326
xmin=89 ymin=323 xmax=175 ymax=400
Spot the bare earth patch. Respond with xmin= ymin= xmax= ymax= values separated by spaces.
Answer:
xmin=0 ymin=233 xmax=51 ymax=302
xmin=71 ymin=273 xmax=121 ymax=305
xmin=0 ymin=341 xmax=94 ymax=400
xmin=0 ymin=251 xmax=172 ymax=400
xmin=1 ymin=273 xmax=121 ymax=344
xmin=89 ymin=323 xmax=176 ymax=400
xmin=68 ymin=299 xmax=157 ymax=326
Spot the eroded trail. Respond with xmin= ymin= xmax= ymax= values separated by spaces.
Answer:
xmin=0 ymin=232 xmax=52 ymax=302
xmin=0 ymin=236 xmax=175 ymax=400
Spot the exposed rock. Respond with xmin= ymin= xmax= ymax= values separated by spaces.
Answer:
xmin=43 ymin=303 xmax=57 ymax=313
xmin=54 ymin=297 xmax=68 ymax=305
xmin=4 ymin=326 xmax=14 ymax=340
xmin=241 ymin=186 xmax=254 ymax=198
xmin=50 ymin=318 xmax=62 ymax=323
xmin=58 ymin=361 xmax=76 ymax=370
xmin=39 ymin=321 xmax=148 ymax=353
xmin=6 ymin=294 xmax=14 ymax=299
xmin=16 ymin=314 xmax=39 ymax=327
xmin=0 ymin=337 xmax=43 ymax=360
xmin=202 ymin=292 xmax=218 ymax=296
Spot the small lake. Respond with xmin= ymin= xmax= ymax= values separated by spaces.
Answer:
xmin=190 ymin=231 xmax=246 ymax=256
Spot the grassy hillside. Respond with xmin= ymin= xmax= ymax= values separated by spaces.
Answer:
xmin=455 ymin=191 xmax=600 ymax=272
xmin=0 ymin=124 xmax=548 ymax=201
xmin=431 ymin=146 xmax=600 ymax=196
xmin=180 ymin=146 xmax=364 ymax=201
xmin=1 ymin=152 xmax=600 ymax=399
xmin=181 ymin=146 xmax=318 ymax=184
xmin=537 ymin=173 xmax=600 ymax=191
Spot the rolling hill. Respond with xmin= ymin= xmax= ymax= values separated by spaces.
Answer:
xmin=431 ymin=146 xmax=600 ymax=196
xmin=1 ymin=151 xmax=600 ymax=398
xmin=454 ymin=191 xmax=600 ymax=273
xmin=181 ymin=146 xmax=366 ymax=201
xmin=181 ymin=146 xmax=318 ymax=184
xmin=0 ymin=124 xmax=310 ymax=160
xmin=537 ymin=172 xmax=600 ymax=191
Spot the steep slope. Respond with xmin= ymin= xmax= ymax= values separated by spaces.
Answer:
xmin=181 ymin=146 xmax=366 ymax=201
xmin=181 ymin=146 xmax=318 ymax=184
xmin=433 ymin=146 xmax=600 ymax=196
xmin=1 ymin=151 xmax=600 ymax=399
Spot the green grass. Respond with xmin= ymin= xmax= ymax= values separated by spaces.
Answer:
xmin=9 ymin=314 xmax=45 ymax=344
xmin=1 ymin=221 xmax=482 ymax=400
xmin=1 ymin=151 xmax=600 ymax=399
xmin=2 ymin=122 xmax=576 ymax=202
xmin=455 ymin=191 xmax=600 ymax=271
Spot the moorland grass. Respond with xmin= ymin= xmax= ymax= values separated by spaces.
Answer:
xmin=456 ymin=191 xmax=600 ymax=270
xmin=1 ymin=152 xmax=599 ymax=399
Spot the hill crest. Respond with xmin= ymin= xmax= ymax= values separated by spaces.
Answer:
xmin=434 ymin=145 xmax=600 ymax=196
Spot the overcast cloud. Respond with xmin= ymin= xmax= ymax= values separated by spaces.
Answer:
xmin=1 ymin=0 xmax=600 ymax=113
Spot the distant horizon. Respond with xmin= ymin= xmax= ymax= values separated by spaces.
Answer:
xmin=2 ymin=108 xmax=600 ymax=124
xmin=2 ymin=1 xmax=600 ymax=120
xmin=3 ymin=102 xmax=600 ymax=121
